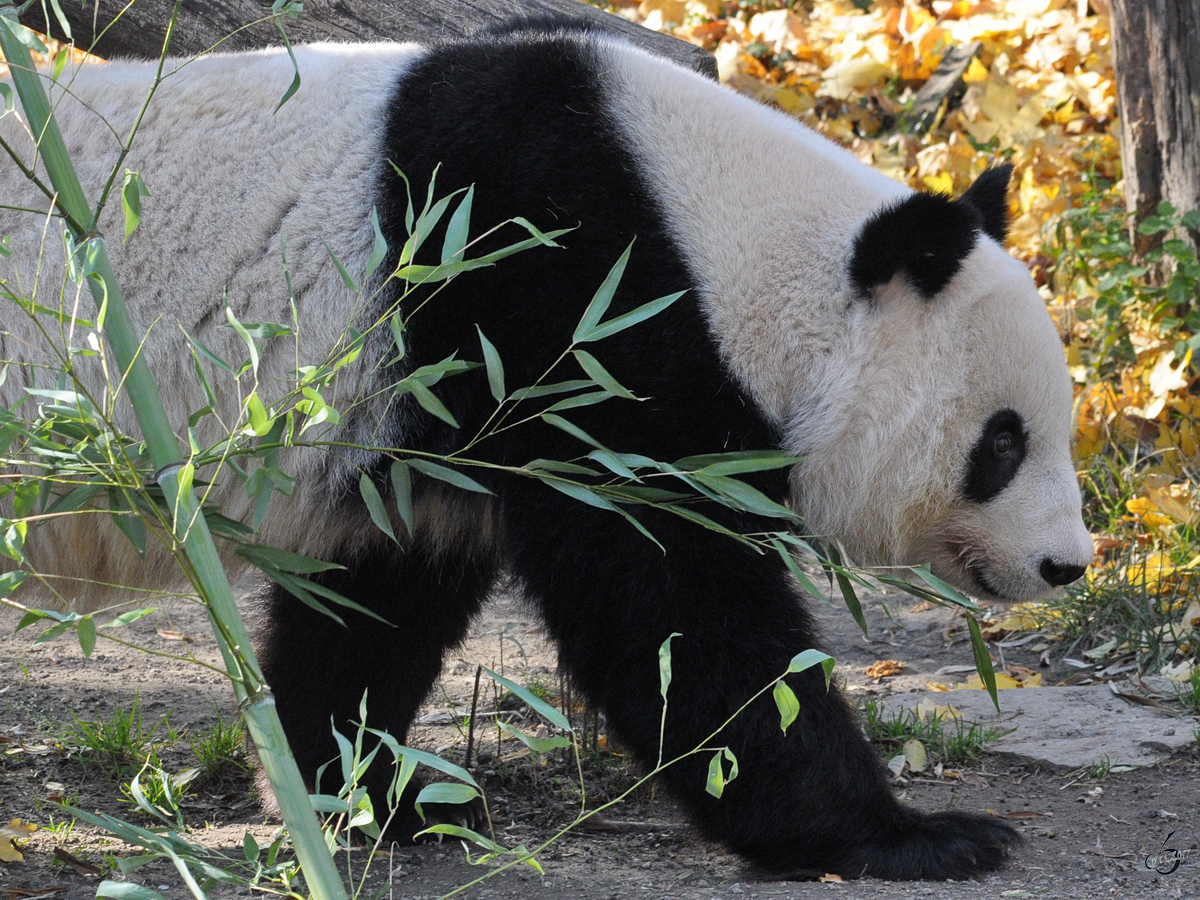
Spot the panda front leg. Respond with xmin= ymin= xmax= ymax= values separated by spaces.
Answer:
xmin=502 ymin=486 xmax=1017 ymax=880
xmin=252 ymin=527 xmax=497 ymax=842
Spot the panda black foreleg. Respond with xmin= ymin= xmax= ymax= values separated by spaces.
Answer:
xmin=501 ymin=486 xmax=1016 ymax=879
xmin=252 ymin=528 xmax=497 ymax=842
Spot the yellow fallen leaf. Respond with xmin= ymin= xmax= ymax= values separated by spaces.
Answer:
xmin=772 ymin=86 xmax=815 ymax=116
xmin=959 ymin=673 xmax=1021 ymax=691
xmin=1126 ymin=497 xmax=1175 ymax=529
xmin=1145 ymin=485 xmax=1197 ymax=526
xmin=818 ymin=55 xmax=890 ymax=100
xmin=916 ymin=698 xmax=962 ymax=721
xmin=1 ymin=818 xmax=37 ymax=862
xmin=962 ymin=56 xmax=989 ymax=83
xmin=903 ymin=738 xmax=929 ymax=773
xmin=922 ymin=172 xmax=954 ymax=195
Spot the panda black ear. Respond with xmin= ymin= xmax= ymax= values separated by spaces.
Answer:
xmin=958 ymin=164 xmax=1012 ymax=244
xmin=848 ymin=191 xmax=980 ymax=300
xmin=848 ymin=165 xmax=1014 ymax=301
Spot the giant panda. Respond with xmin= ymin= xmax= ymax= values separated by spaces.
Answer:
xmin=0 ymin=19 xmax=1093 ymax=880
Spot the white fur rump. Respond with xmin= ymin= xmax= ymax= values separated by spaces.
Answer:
xmin=0 ymin=44 xmax=425 ymax=610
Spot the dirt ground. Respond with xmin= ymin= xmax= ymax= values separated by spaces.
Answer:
xmin=1 ymin=587 xmax=1198 ymax=900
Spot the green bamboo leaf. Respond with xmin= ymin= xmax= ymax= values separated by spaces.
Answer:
xmin=181 ymin=326 xmax=233 ymax=373
xmin=968 ymin=614 xmax=1000 ymax=712
xmin=573 ymin=349 xmax=635 ymax=399
xmin=97 ymin=882 xmax=166 ymax=900
xmin=659 ymin=632 xmax=681 ymax=701
xmin=586 ymin=448 xmax=640 ymax=481
xmin=416 ymin=823 xmax=510 ymax=854
xmin=441 ymin=184 xmax=474 ymax=263
xmin=510 ymin=216 xmax=566 ymax=246
xmin=44 ymin=0 xmax=73 ymax=39
xmin=224 ymin=304 xmax=260 ymax=375
xmin=577 ymin=290 xmax=686 ymax=344
xmin=675 ymin=450 xmax=800 ymax=476
xmin=543 ymin=390 xmax=613 ymax=412
xmin=322 ymin=240 xmax=359 ymax=291
xmin=476 ymin=326 xmax=506 ymax=403
xmin=364 ymin=207 xmax=388 ymax=280
xmin=272 ymin=26 xmax=302 ymax=113
xmin=389 ymin=312 xmax=406 ymax=360
xmin=258 ymin=566 xmax=389 ymax=627
xmin=403 ymin=379 xmax=459 ymax=428
xmin=390 ymin=460 xmax=413 ymax=536
xmin=77 ymin=614 xmax=96 ymax=658
xmin=408 ymin=459 xmax=493 ymax=495
xmin=912 ymin=564 xmax=979 ymax=610
xmin=509 ymin=379 xmax=594 ymax=402
xmin=540 ymin=413 xmax=603 ymax=448
xmin=246 ymin=392 xmax=271 ymax=436
xmin=243 ymin=832 xmax=260 ymax=864
xmin=449 ymin=227 xmax=573 ymax=269
xmin=497 ymin=721 xmax=572 ymax=753
xmin=237 ymin=544 xmax=342 ymax=575
xmin=44 ymin=482 xmax=102 ymax=516
xmin=359 ymin=474 xmax=397 ymax=543
xmin=364 ymin=735 xmax=480 ymax=790
xmin=688 ymin=473 xmax=798 ymax=522
xmin=705 ymin=749 xmax=729 ymax=799
xmin=0 ymin=17 xmax=48 ymax=54
xmin=773 ymin=680 xmax=799 ymax=733
xmin=544 ymin=479 xmax=619 ymax=513
xmin=415 ymin=782 xmax=480 ymax=807
xmin=484 ymin=667 xmax=570 ymax=731
xmin=523 ymin=459 xmax=599 ymax=476
xmin=573 ymin=241 xmax=633 ymax=343
xmin=0 ymin=570 xmax=28 ymax=598
xmin=785 ymin=649 xmax=835 ymax=687
xmin=101 ymin=608 xmax=157 ymax=628
xmin=409 ymin=190 xmax=459 ymax=261
xmin=825 ymin=544 xmax=868 ymax=637
xmin=770 ymin=539 xmax=825 ymax=598
xmin=120 ymin=170 xmax=149 ymax=242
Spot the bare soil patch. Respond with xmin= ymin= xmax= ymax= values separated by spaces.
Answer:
xmin=2 ymin=590 xmax=1198 ymax=900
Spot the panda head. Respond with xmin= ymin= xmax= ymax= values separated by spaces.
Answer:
xmin=790 ymin=166 xmax=1093 ymax=603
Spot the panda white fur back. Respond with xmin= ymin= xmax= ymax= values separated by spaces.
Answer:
xmin=0 ymin=44 xmax=425 ymax=598
xmin=0 ymin=20 xmax=1092 ymax=880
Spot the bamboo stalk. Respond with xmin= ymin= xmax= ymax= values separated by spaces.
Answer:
xmin=0 ymin=11 xmax=348 ymax=898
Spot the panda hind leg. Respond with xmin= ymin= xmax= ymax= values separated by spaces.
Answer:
xmin=252 ymin=532 xmax=498 ymax=843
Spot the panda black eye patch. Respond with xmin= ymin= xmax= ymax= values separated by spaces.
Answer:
xmin=963 ymin=408 xmax=1027 ymax=502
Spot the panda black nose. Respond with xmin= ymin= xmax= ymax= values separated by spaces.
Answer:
xmin=1040 ymin=558 xmax=1087 ymax=587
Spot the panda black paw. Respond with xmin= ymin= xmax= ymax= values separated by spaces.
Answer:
xmin=853 ymin=810 xmax=1020 ymax=880
xmin=382 ymin=794 xmax=489 ymax=844
xmin=414 ymin=795 xmax=488 ymax=840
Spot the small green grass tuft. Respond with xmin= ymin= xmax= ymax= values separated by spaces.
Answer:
xmin=1171 ymin=667 xmax=1200 ymax=712
xmin=1089 ymin=755 xmax=1112 ymax=780
xmin=189 ymin=714 xmax=251 ymax=782
xmin=861 ymin=697 xmax=1007 ymax=767
xmin=63 ymin=696 xmax=177 ymax=778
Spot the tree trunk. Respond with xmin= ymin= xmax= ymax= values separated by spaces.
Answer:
xmin=18 ymin=0 xmax=716 ymax=79
xmin=1109 ymin=0 xmax=1200 ymax=256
